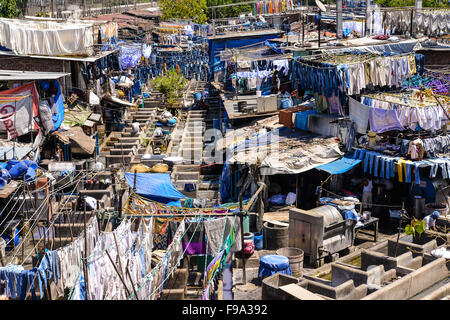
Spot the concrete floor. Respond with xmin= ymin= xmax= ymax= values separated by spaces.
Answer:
xmin=229 ymin=220 xmax=403 ymax=300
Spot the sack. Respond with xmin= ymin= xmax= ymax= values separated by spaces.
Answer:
xmin=130 ymin=164 xmax=152 ymax=173
xmin=150 ymin=163 xmax=169 ymax=173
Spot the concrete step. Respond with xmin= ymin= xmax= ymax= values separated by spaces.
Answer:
xmin=118 ymin=137 xmax=141 ymax=143
xmin=198 ymin=181 xmax=219 ymax=190
xmin=105 ymin=154 xmax=133 ymax=166
xmin=174 ymin=180 xmax=198 ymax=190
xmin=173 ymin=171 xmax=199 ymax=180
xmin=113 ymin=142 xmax=139 ymax=149
xmin=196 ymin=190 xmax=220 ymax=199
xmin=173 ymin=164 xmax=199 ymax=172
xmin=109 ymin=148 xmax=135 ymax=155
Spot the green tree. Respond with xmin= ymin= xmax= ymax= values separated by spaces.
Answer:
xmin=159 ymin=0 xmax=208 ymax=24
xmin=0 ymin=0 xmax=19 ymax=18
xmin=151 ymin=69 xmax=188 ymax=105
xmin=207 ymin=0 xmax=253 ymax=20
xmin=374 ymin=0 xmax=448 ymax=7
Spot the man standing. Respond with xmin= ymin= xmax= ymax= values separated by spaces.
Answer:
xmin=270 ymin=65 xmax=279 ymax=94
xmin=361 ymin=177 xmax=373 ymax=209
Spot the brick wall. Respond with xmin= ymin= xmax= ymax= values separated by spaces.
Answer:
xmin=0 ymin=56 xmax=64 ymax=73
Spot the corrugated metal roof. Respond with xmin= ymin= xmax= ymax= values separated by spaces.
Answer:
xmin=0 ymin=70 xmax=71 ymax=80
xmin=0 ymin=49 xmax=118 ymax=62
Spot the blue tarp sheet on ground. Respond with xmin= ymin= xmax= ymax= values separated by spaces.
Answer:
xmin=316 ymin=156 xmax=362 ymax=175
xmin=125 ymin=172 xmax=185 ymax=206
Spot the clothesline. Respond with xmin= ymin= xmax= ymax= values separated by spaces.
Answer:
xmin=299 ymin=52 xmax=415 ymax=67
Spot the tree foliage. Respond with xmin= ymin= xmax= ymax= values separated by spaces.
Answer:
xmin=405 ymin=218 xmax=426 ymax=237
xmin=151 ymin=69 xmax=188 ymax=105
xmin=159 ymin=0 xmax=208 ymax=24
xmin=0 ymin=0 xmax=19 ymax=18
xmin=374 ymin=0 xmax=448 ymax=7
xmin=206 ymin=0 xmax=253 ymax=20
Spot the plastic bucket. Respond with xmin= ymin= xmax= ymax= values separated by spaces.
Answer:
xmin=0 ymin=169 xmax=11 ymax=182
xmin=194 ymin=92 xmax=202 ymax=101
xmin=244 ymin=232 xmax=254 ymax=242
xmin=244 ymin=240 xmax=255 ymax=255
xmin=276 ymin=247 xmax=304 ymax=277
xmin=254 ymin=232 xmax=263 ymax=250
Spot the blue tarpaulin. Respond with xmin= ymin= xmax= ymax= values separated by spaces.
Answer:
xmin=208 ymin=34 xmax=283 ymax=73
xmin=40 ymin=80 xmax=65 ymax=132
xmin=125 ymin=172 xmax=185 ymax=206
xmin=316 ymin=156 xmax=362 ymax=175
xmin=51 ymin=80 xmax=65 ymax=132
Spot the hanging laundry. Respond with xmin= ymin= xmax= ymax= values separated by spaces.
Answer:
xmin=368 ymin=108 xmax=404 ymax=133
xmin=349 ymin=97 xmax=370 ymax=134
xmin=204 ymin=216 xmax=242 ymax=257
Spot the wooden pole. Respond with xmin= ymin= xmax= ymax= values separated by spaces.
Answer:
xmin=295 ymin=174 xmax=299 ymax=208
xmin=125 ymin=259 xmax=139 ymax=300
xmin=394 ymin=202 xmax=405 ymax=257
xmin=113 ymin=232 xmax=126 ymax=283
xmin=105 ymin=249 xmax=132 ymax=297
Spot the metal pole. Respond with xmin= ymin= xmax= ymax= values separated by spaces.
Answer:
xmin=318 ymin=10 xmax=321 ymax=48
xmin=365 ymin=0 xmax=371 ymax=36
xmin=239 ymin=192 xmax=246 ymax=285
xmin=83 ymin=199 xmax=89 ymax=300
xmin=336 ymin=0 xmax=343 ymax=39
xmin=302 ymin=13 xmax=305 ymax=45
xmin=414 ymin=0 xmax=422 ymax=38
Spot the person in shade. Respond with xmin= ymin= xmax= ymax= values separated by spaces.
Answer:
xmin=360 ymin=176 xmax=373 ymax=209
xmin=270 ymin=65 xmax=279 ymax=94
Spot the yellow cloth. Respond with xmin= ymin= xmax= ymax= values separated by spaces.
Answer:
xmin=397 ymin=159 xmax=405 ymax=182
xmin=408 ymin=55 xmax=416 ymax=75
xmin=397 ymin=159 xmax=413 ymax=183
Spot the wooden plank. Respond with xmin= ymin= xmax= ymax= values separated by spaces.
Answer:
xmin=279 ymin=284 xmax=325 ymax=300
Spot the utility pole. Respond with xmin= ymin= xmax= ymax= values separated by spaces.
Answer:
xmin=365 ymin=0 xmax=371 ymax=36
xmin=414 ymin=0 xmax=423 ymax=38
xmin=336 ymin=0 xmax=343 ymax=39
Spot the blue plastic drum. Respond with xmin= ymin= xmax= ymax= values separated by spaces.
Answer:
xmin=258 ymin=254 xmax=291 ymax=278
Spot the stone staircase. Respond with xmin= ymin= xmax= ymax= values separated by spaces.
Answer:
xmin=99 ymin=98 xmax=158 ymax=169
